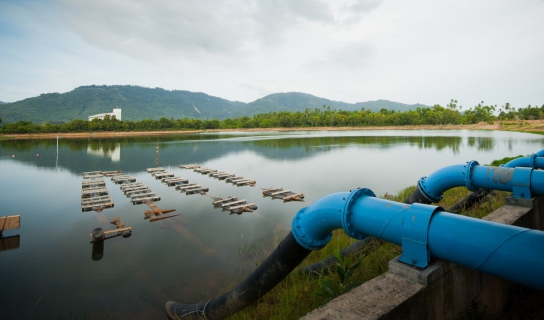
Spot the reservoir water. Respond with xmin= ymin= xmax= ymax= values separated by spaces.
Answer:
xmin=0 ymin=129 xmax=542 ymax=319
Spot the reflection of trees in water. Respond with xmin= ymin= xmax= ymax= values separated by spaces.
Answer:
xmin=245 ymin=136 xmax=463 ymax=154
xmin=467 ymin=137 xmax=494 ymax=151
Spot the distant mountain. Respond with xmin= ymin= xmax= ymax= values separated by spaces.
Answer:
xmin=0 ymin=85 xmax=429 ymax=123
xmin=232 ymin=92 xmax=426 ymax=117
xmin=0 ymin=101 xmax=4 ymax=104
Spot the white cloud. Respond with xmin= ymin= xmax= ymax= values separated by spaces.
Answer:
xmin=0 ymin=0 xmax=542 ymax=109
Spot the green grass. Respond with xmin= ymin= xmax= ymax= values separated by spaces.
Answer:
xmin=224 ymin=186 xmax=509 ymax=319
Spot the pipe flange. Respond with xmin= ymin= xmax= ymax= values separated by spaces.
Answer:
xmin=417 ymin=177 xmax=441 ymax=202
xmin=342 ymin=188 xmax=375 ymax=240
xmin=530 ymin=154 xmax=537 ymax=168
xmin=465 ymin=160 xmax=479 ymax=191
xmin=292 ymin=207 xmax=332 ymax=250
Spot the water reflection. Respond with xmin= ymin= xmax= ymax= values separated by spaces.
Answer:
xmin=1 ymin=130 xmax=543 ymax=319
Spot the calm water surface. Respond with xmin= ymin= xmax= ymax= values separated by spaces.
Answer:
xmin=0 ymin=130 xmax=542 ymax=319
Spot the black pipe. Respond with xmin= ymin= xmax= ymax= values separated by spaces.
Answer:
xmin=165 ymin=232 xmax=311 ymax=319
xmin=447 ymin=188 xmax=493 ymax=213
xmin=298 ymin=236 xmax=374 ymax=276
xmin=403 ymin=187 xmax=432 ymax=204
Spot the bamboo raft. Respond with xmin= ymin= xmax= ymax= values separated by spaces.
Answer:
xmin=153 ymin=171 xmax=174 ymax=179
xmin=161 ymin=177 xmax=189 ymax=186
xmin=262 ymin=188 xmax=305 ymax=202
xmin=130 ymin=194 xmax=161 ymax=204
xmin=194 ymin=167 xmax=217 ymax=174
xmin=102 ymin=170 xmax=123 ymax=177
xmin=176 ymin=184 xmax=209 ymax=195
xmin=82 ymin=179 xmax=105 ymax=189
xmin=81 ymin=195 xmax=114 ymax=212
xmin=81 ymin=187 xmax=109 ymax=198
xmin=209 ymin=172 xmax=235 ymax=180
xmin=146 ymin=167 xmax=165 ymax=173
xmin=111 ymin=175 xmax=136 ymax=184
xmin=211 ymin=197 xmax=257 ymax=214
xmin=226 ymin=176 xmax=256 ymax=187
xmin=82 ymin=171 xmax=104 ymax=179
xmin=179 ymin=164 xmax=200 ymax=169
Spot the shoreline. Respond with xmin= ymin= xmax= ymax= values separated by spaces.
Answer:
xmin=2 ymin=120 xmax=544 ymax=140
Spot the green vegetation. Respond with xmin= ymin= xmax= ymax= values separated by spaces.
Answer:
xmin=225 ymin=185 xmax=510 ymax=319
xmin=1 ymin=99 xmax=543 ymax=135
xmin=0 ymin=85 xmax=423 ymax=123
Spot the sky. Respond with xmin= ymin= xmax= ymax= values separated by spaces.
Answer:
xmin=0 ymin=0 xmax=543 ymax=110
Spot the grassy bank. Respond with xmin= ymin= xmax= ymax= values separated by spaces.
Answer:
xmin=223 ymin=185 xmax=510 ymax=320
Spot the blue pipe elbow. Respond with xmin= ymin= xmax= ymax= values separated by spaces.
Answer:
xmin=292 ymin=192 xmax=350 ymax=250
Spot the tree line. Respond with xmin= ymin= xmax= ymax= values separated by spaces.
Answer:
xmin=1 ymin=101 xmax=543 ymax=134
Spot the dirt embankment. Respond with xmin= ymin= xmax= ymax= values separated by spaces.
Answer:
xmin=2 ymin=120 xmax=544 ymax=140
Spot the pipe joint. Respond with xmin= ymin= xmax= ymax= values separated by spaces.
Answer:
xmin=512 ymin=167 xmax=533 ymax=198
xmin=464 ymin=160 xmax=479 ymax=191
xmin=398 ymin=203 xmax=443 ymax=268
xmin=292 ymin=192 xmax=348 ymax=250
xmin=342 ymin=188 xmax=375 ymax=240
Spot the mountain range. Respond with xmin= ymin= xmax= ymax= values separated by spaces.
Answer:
xmin=0 ymin=85 xmax=429 ymax=123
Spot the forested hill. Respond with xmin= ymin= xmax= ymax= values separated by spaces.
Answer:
xmin=0 ymin=85 xmax=427 ymax=123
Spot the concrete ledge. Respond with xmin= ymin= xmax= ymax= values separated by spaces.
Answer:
xmin=301 ymin=197 xmax=543 ymax=320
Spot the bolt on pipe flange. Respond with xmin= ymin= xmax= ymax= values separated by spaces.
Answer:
xmin=465 ymin=160 xmax=479 ymax=191
xmin=342 ymin=188 xmax=375 ymax=240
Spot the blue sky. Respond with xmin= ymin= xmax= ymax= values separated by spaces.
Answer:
xmin=1 ymin=0 xmax=543 ymax=110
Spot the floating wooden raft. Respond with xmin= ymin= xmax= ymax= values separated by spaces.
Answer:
xmin=153 ymin=171 xmax=174 ymax=179
xmin=194 ymin=167 xmax=217 ymax=174
xmin=179 ymin=164 xmax=200 ymax=169
xmin=146 ymin=167 xmax=165 ymax=173
xmin=161 ymin=177 xmax=189 ymax=186
xmin=81 ymin=195 xmax=114 ymax=212
xmin=0 ymin=215 xmax=20 ymax=236
xmin=111 ymin=175 xmax=136 ymax=184
xmin=125 ymin=189 xmax=154 ymax=198
xmin=130 ymin=193 xmax=161 ymax=204
xmin=176 ymin=184 xmax=209 ymax=195
xmin=211 ymin=196 xmax=238 ymax=207
xmin=226 ymin=176 xmax=256 ymax=187
xmin=120 ymin=182 xmax=145 ymax=191
xmin=262 ymin=188 xmax=305 ymax=202
xmin=102 ymin=170 xmax=123 ymax=177
xmin=82 ymin=171 xmax=104 ymax=179
xmin=143 ymin=200 xmax=179 ymax=222
xmin=213 ymin=198 xmax=257 ymax=214
xmin=82 ymin=179 xmax=105 ymax=189
xmin=81 ymin=186 xmax=109 ymax=198
xmin=209 ymin=172 xmax=235 ymax=179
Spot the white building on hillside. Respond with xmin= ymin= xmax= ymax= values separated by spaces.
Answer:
xmin=88 ymin=108 xmax=122 ymax=121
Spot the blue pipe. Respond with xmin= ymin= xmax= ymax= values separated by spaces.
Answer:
xmin=293 ymin=189 xmax=544 ymax=290
xmin=415 ymin=162 xmax=544 ymax=202
xmin=503 ymin=152 xmax=544 ymax=169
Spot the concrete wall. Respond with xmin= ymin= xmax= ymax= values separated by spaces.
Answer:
xmin=301 ymin=196 xmax=543 ymax=320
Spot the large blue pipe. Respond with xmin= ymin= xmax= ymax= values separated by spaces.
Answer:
xmin=414 ymin=162 xmax=544 ymax=203
xmin=503 ymin=152 xmax=544 ymax=169
xmin=293 ymin=189 xmax=544 ymax=290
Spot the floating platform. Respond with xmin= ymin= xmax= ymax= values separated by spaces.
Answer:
xmin=147 ymin=167 xmax=165 ymax=173
xmin=0 ymin=215 xmax=20 ymax=236
xmin=262 ymin=188 xmax=305 ymax=202
xmin=161 ymin=177 xmax=189 ymax=186
xmin=179 ymin=164 xmax=200 ymax=169
xmin=131 ymin=194 xmax=161 ymax=204
xmin=82 ymin=171 xmax=104 ymax=179
xmin=125 ymin=189 xmax=154 ymax=198
xmin=82 ymin=179 xmax=105 ymax=189
xmin=194 ymin=167 xmax=217 ymax=174
xmin=185 ymin=187 xmax=209 ymax=195
xmin=176 ymin=184 xmax=209 ymax=194
xmin=226 ymin=176 xmax=256 ymax=187
xmin=81 ymin=187 xmax=109 ymax=198
xmin=120 ymin=182 xmax=145 ymax=192
xmin=153 ymin=171 xmax=174 ymax=179
xmin=111 ymin=175 xmax=136 ymax=184
xmin=102 ymin=170 xmax=123 ymax=177
xmin=143 ymin=200 xmax=178 ymax=222
xmin=212 ymin=197 xmax=257 ymax=214
xmin=210 ymin=172 xmax=235 ymax=179
xmin=81 ymin=196 xmax=114 ymax=212
xmin=175 ymin=183 xmax=198 ymax=191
